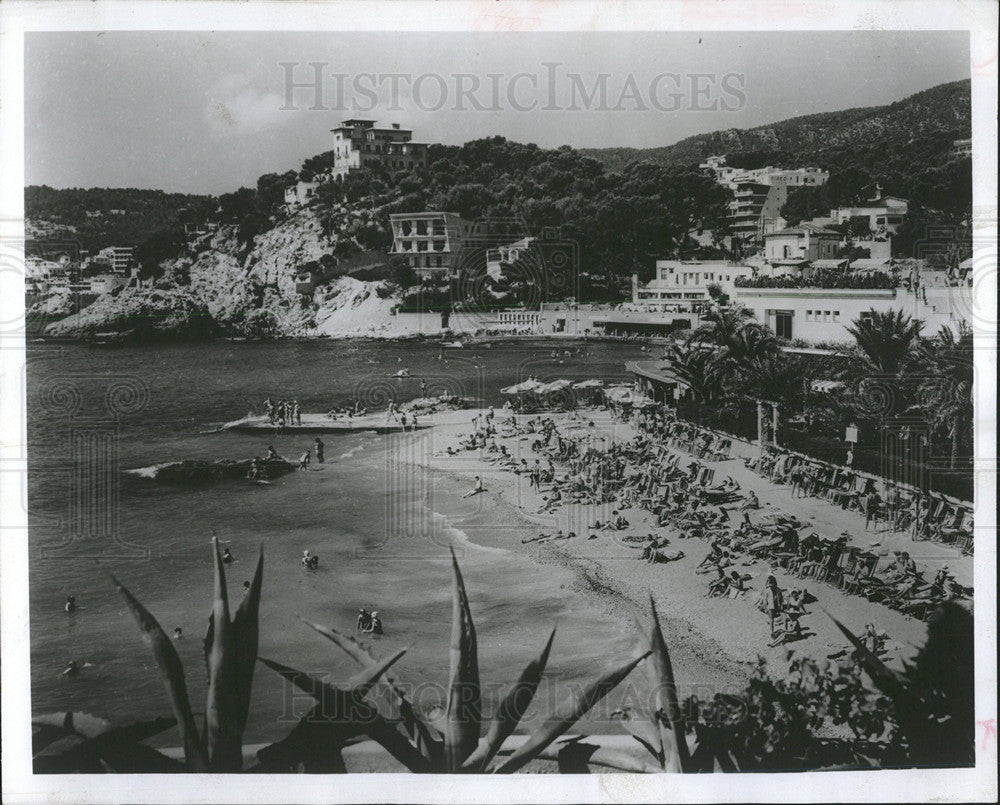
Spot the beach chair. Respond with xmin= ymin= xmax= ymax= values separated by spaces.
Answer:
xmin=697 ymin=466 xmax=716 ymax=488
xmin=711 ymin=438 xmax=732 ymax=461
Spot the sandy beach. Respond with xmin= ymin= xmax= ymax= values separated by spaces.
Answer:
xmin=392 ymin=406 xmax=973 ymax=690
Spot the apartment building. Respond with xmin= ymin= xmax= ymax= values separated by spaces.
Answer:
xmin=389 ymin=212 xmax=473 ymax=276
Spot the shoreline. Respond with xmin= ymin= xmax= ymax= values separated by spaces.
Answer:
xmin=392 ymin=407 xmax=973 ymax=690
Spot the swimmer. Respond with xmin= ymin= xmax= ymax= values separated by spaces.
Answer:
xmin=266 ymin=445 xmax=279 ymax=461
xmin=62 ymin=660 xmax=81 ymax=677
xmin=314 ymin=437 xmax=325 ymax=464
xmin=222 ymin=547 xmax=235 ymax=564
xmin=64 ymin=595 xmax=77 ymax=613
xmin=298 ymin=449 xmax=311 ymax=470
xmin=242 ymin=581 xmax=251 ymax=597
xmin=366 ymin=611 xmax=383 ymax=635
xmin=173 ymin=627 xmax=183 ymax=640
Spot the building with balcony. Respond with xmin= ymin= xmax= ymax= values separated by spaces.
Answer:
xmin=632 ymin=260 xmax=754 ymax=310
xmin=328 ymin=120 xmax=429 ymax=179
xmin=952 ymin=138 xmax=972 ymax=157
xmin=89 ymin=246 xmax=133 ymax=275
xmin=389 ymin=212 xmax=473 ymax=276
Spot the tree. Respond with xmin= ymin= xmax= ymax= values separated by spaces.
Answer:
xmin=388 ymin=255 xmax=419 ymax=290
xmin=908 ymin=325 xmax=973 ymax=468
xmin=846 ymin=309 xmax=924 ymax=377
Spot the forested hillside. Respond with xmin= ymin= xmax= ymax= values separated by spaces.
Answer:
xmin=582 ymin=79 xmax=972 ymax=214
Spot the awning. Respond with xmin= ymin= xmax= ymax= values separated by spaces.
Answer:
xmin=811 ymin=379 xmax=846 ymax=393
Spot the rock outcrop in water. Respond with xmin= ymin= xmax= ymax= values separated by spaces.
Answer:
xmin=127 ymin=458 xmax=295 ymax=484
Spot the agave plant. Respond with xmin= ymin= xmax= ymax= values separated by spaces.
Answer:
xmin=110 ymin=537 xmax=264 ymax=771
xmin=826 ymin=602 xmax=974 ymax=769
xmin=259 ymin=548 xmax=656 ymax=773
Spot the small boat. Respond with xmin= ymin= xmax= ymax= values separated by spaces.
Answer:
xmin=393 ymin=369 xmax=410 ymax=377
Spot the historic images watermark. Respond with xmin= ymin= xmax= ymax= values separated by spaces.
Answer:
xmin=279 ymin=63 xmax=747 ymax=114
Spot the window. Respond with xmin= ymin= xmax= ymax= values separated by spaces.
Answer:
xmin=824 ymin=310 xmax=831 ymax=321
xmin=774 ymin=311 xmax=793 ymax=340
xmin=834 ymin=310 xmax=840 ymax=320
xmin=806 ymin=310 xmax=813 ymax=320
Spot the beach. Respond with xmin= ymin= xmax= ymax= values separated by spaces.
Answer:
xmin=392 ymin=406 xmax=973 ymax=683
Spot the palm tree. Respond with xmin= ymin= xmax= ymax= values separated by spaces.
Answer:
xmin=695 ymin=304 xmax=755 ymax=349
xmin=846 ymin=308 xmax=924 ymax=377
xmin=908 ymin=325 xmax=973 ymax=469
xmin=660 ymin=339 xmax=723 ymax=409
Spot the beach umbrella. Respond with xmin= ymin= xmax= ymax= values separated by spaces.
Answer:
xmin=537 ymin=379 xmax=572 ymax=394
xmin=501 ymin=379 xmax=543 ymax=395
xmin=605 ymin=386 xmax=635 ymax=403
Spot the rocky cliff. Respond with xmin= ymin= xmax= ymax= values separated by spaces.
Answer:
xmin=43 ymin=206 xmax=414 ymax=340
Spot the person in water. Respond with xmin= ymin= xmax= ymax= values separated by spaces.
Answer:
xmin=222 ymin=547 xmax=235 ymax=564
xmin=365 ymin=611 xmax=384 ymax=635
xmin=266 ymin=445 xmax=279 ymax=461
xmin=242 ymin=581 xmax=251 ymax=597
xmin=248 ymin=456 xmax=265 ymax=481
xmin=298 ymin=449 xmax=311 ymax=470
xmin=356 ymin=608 xmax=372 ymax=631
xmin=173 ymin=627 xmax=183 ymax=640
xmin=62 ymin=660 xmax=81 ymax=677
xmin=314 ymin=437 xmax=325 ymax=464
xmin=64 ymin=595 xmax=77 ymax=613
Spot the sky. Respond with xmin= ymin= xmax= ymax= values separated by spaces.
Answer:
xmin=24 ymin=30 xmax=970 ymax=196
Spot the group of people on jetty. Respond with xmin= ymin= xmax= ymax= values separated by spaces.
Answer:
xmin=263 ymin=397 xmax=301 ymax=428
xmin=443 ymin=400 xmax=971 ymax=655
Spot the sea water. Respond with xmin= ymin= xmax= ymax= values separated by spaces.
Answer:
xmin=25 ymin=338 xmax=653 ymax=745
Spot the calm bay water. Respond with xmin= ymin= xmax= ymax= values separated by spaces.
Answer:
xmin=26 ymin=338 xmax=652 ymax=744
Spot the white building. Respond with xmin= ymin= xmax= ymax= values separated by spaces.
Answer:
xmin=485 ymin=236 xmax=536 ymax=280
xmin=389 ymin=211 xmax=473 ymax=277
xmin=829 ymin=188 xmax=908 ymax=235
xmin=764 ymin=224 xmax=842 ymax=264
xmin=733 ymin=284 xmax=967 ymax=344
xmin=284 ymin=181 xmax=319 ymax=207
xmin=94 ymin=246 xmax=133 ymax=274
xmin=632 ymin=260 xmax=754 ymax=310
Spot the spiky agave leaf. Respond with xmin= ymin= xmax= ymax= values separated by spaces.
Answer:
xmin=203 ymin=537 xmax=242 ymax=771
xmin=259 ymin=657 xmax=431 ymax=772
xmin=231 ymin=544 xmax=264 ymax=736
xmin=111 ymin=575 xmax=208 ymax=771
xmin=300 ymin=618 xmax=439 ymax=757
xmin=462 ymin=627 xmax=555 ymax=772
xmin=494 ymin=650 xmax=652 ymax=773
xmin=528 ymin=735 xmax=664 ymax=774
xmin=647 ymin=595 xmax=691 ymax=771
xmin=445 ymin=548 xmax=481 ymax=771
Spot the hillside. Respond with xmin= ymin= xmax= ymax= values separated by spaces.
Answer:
xmin=25 ymin=186 xmax=214 ymax=257
xmin=29 ymin=80 xmax=972 ymax=341
xmin=581 ymin=79 xmax=972 ymax=206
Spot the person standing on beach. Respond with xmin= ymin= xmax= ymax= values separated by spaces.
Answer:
xmin=314 ymin=437 xmax=324 ymax=464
